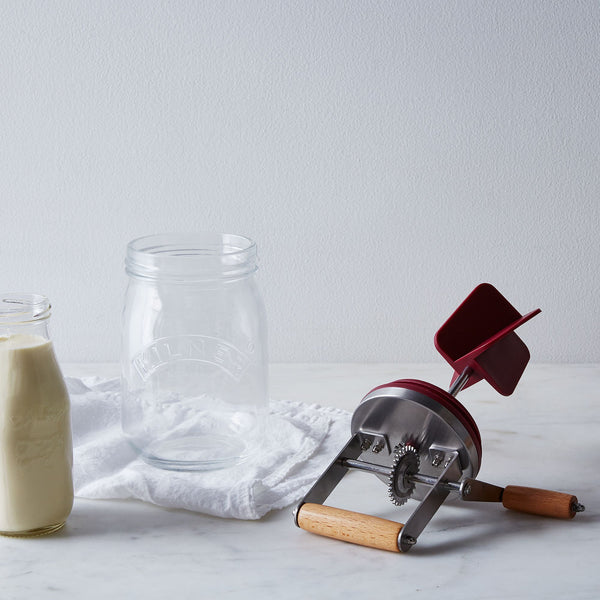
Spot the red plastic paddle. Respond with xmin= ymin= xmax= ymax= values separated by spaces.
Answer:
xmin=434 ymin=283 xmax=541 ymax=396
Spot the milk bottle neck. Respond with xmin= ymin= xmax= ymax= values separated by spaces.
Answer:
xmin=0 ymin=293 xmax=52 ymax=340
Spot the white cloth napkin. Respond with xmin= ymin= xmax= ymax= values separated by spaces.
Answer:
xmin=68 ymin=377 xmax=351 ymax=520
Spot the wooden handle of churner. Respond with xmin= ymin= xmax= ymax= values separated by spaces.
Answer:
xmin=297 ymin=503 xmax=403 ymax=552
xmin=502 ymin=486 xmax=579 ymax=519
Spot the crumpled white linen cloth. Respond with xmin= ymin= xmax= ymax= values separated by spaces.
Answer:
xmin=68 ymin=377 xmax=351 ymax=520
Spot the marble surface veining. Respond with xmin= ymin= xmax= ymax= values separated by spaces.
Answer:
xmin=1 ymin=363 xmax=598 ymax=599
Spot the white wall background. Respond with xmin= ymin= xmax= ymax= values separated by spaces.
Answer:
xmin=1 ymin=1 xmax=599 ymax=364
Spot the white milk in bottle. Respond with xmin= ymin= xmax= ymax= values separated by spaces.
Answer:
xmin=0 ymin=294 xmax=73 ymax=536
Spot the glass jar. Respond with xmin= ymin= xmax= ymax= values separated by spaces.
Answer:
xmin=121 ymin=233 xmax=268 ymax=471
xmin=0 ymin=293 xmax=73 ymax=536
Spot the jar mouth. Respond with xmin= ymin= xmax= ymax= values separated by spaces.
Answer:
xmin=0 ymin=293 xmax=51 ymax=324
xmin=125 ymin=233 xmax=258 ymax=281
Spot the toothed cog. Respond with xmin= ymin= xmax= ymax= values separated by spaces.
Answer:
xmin=388 ymin=444 xmax=420 ymax=506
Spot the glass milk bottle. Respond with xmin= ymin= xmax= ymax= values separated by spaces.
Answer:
xmin=0 ymin=294 xmax=73 ymax=536
xmin=122 ymin=233 xmax=268 ymax=471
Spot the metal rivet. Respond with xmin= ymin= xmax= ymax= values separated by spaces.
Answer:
xmin=372 ymin=440 xmax=385 ymax=453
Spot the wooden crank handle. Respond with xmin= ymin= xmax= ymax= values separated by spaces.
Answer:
xmin=297 ymin=503 xmax=404 ymax=553
xmin=502 ymin=485 xmax=584 ymax=519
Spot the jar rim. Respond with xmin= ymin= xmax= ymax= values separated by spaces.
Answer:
xmin=125 ymin=233 xmax=258 ymax=281
xmin=0 ymin=293 xmax=51 ymax=323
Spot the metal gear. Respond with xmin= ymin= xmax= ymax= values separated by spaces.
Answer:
xmin=388 ymin=444 xmax=420 ymax=506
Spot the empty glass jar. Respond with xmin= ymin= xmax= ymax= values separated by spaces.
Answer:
xmin=121 ymin=233 xmax=268 ymax=471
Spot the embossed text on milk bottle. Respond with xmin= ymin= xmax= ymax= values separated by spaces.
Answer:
xmin=121 ymin=233 xmax=268 ymax=471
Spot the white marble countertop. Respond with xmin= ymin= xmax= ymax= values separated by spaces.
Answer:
xmin=1 ymin=363 xmax=598 ymax=599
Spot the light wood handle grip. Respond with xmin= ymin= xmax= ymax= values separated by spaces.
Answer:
xmin=297 ymin=503 xmax=403 ymax=552
xmin=502 ymin=485 xmax=578 ymax=519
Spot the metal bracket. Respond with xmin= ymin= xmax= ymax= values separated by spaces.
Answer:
xmin=357 ymin=431 xmax=391 ymax=455
xmin=398 ymin=451 xmax=462 ymax=552
xmin=428 ymin=445 xmax=460 ymax=469
xmin=293 ymin=432 xmax=364 ymax=526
